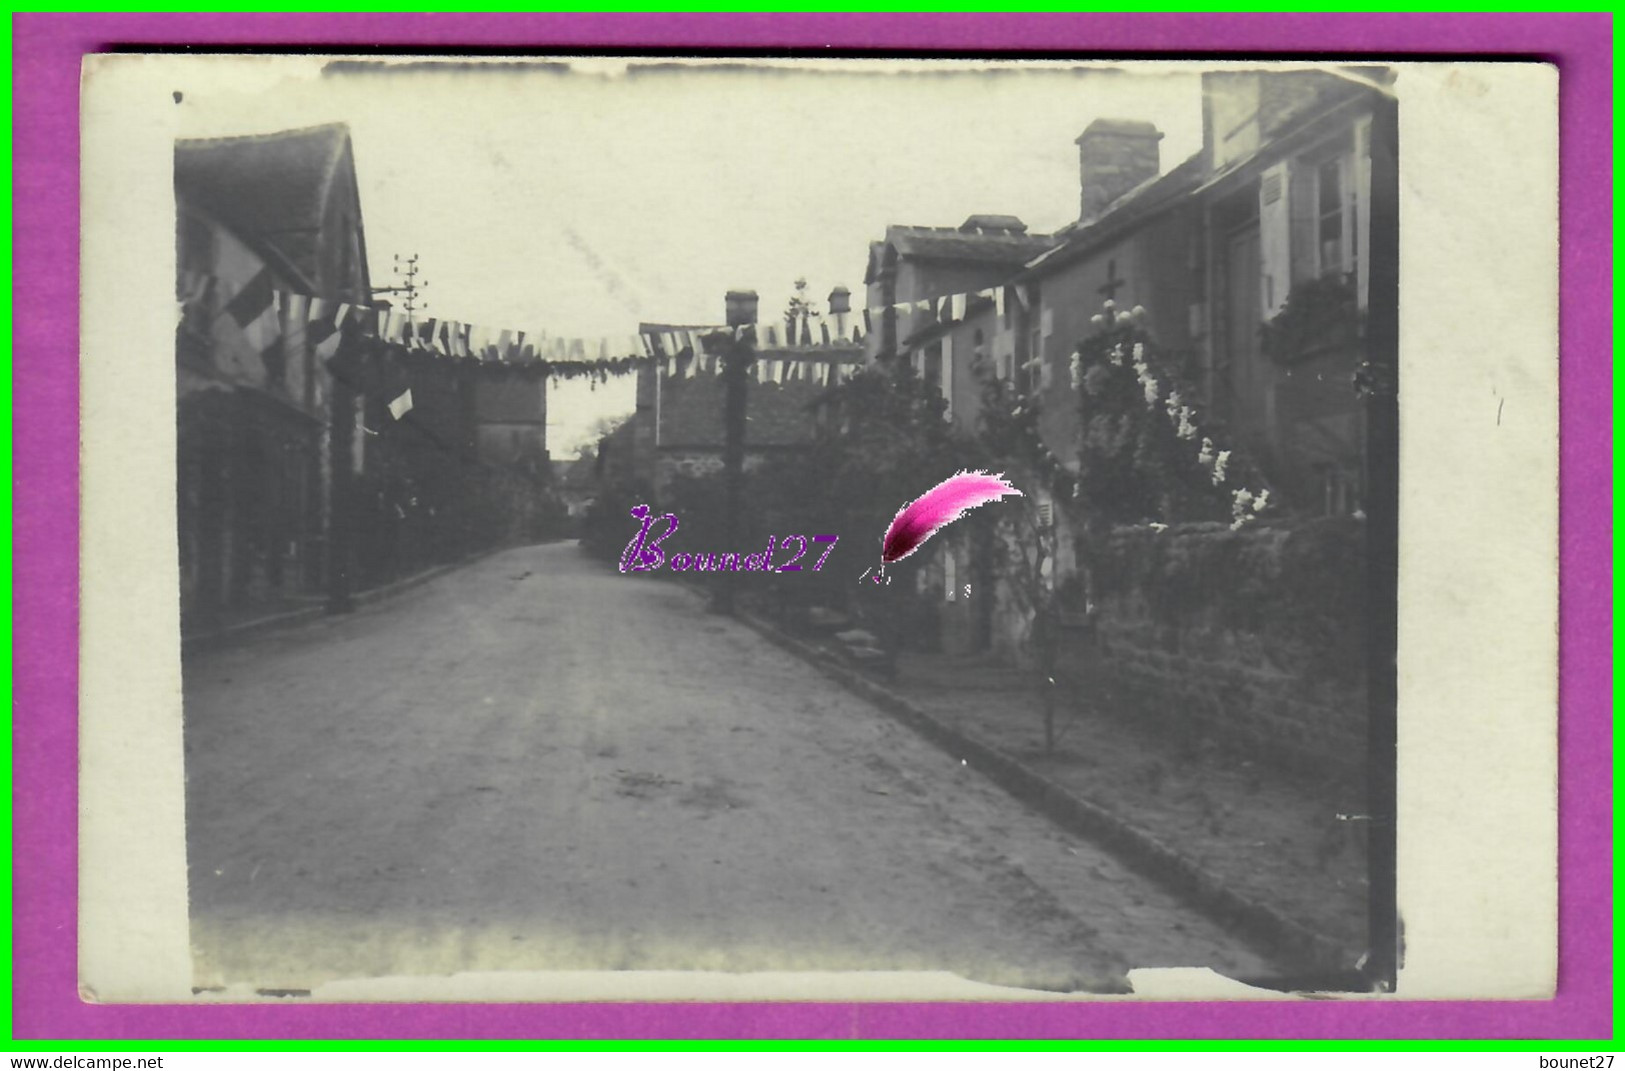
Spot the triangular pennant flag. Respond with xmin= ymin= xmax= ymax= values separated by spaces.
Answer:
xmin=952 ymin=293 xmax=967 ymax=320
xmin=1015 ymin=284 xmax=1031 ymax=310
xmin=221 ymin=268 xmax=274 ymax=328
xmin=388 ymin=389 xmax=414 ymax=420
xmin=995 ymin=288 xmax=1006 ymax=318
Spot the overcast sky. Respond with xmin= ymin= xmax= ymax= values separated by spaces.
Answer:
xmin=175 ymin=58 xmax=1202 ymax=455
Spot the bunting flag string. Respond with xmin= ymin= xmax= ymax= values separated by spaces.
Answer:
xmin=182 ymin=265 xmax=1029 ymax=385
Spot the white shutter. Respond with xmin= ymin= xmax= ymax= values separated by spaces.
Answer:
xmin=1354 ymin=116 xmax=1373 ymax=309
xmin=1260 ymin=160 xmax=1292 ymax=318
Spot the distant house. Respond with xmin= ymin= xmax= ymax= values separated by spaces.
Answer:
xmin=174 ymin=122 xmax=372 ymax=625
xmin=472 ymin=375 xmax=549 ymax=469
xmin=623 ymin=294 xmax=865 ymax=498
xmin=863 ymin=217 xmax=1055 ymax=420
xmin=551 ymin=456 xmax=599 ymax=519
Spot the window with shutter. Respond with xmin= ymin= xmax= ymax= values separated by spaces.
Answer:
xmin=1317 ymin=158 xmax=1344 ymax=274
xmin=1259 ymin=161 xmax=1292 ymax=318
xmin=1021 ymin=326 xmax=1047 ymax=395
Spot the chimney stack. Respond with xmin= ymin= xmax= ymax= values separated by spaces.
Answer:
xmin=1076 ymin=118 xmax=1163 ymax=221
xmin=725 ymin=289 xmax=759 ymax=328
xmin=827 ymin=286 xmax=851 ymax=339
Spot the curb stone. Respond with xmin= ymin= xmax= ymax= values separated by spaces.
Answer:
xmin=733 ymin=606 xmax=1355 ymax=980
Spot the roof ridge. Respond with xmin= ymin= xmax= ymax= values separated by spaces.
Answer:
xmin=175 ymin=121 xmax=351 ymax=150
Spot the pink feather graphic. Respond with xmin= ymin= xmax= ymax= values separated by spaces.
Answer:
xmin=881 ymin=470 xmax=1023 ymax=564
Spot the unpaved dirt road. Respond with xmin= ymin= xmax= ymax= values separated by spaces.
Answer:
xmin=184 ymin=543 xmax=1272 ymax=994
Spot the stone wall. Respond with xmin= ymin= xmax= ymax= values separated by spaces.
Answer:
xmin=1070 ymin=516 xmax=1368 ymax=779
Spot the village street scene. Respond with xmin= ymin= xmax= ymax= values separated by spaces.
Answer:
xmin=176 ymin=60 xmax=1396 ymax=996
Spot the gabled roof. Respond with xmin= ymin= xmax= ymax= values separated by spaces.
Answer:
xmin=865 ymin=219 xmax=1056 ymax=283
xmin=885 ymin=223 xmax=1056 ymax=265
xmin=1021 ymin=151 xmax=1205 ymax=278
xmin=175 ymin=123 xmax=358 ymax=285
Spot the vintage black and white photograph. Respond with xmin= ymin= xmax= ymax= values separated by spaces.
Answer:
xmin=150 ymin=57 xmax=1411 ymax=999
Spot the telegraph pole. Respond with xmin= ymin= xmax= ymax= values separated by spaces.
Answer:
xmin=373 ymin=253 xmax=429 ymax=316
xmin=712 ymin=289 xmax=758 ymax=616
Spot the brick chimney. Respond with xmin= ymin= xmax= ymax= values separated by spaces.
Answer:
xmin=827 ymin=286 xmax=851 ymax=339
xmin=1076 ymin=118 xmax=1163 ymax=221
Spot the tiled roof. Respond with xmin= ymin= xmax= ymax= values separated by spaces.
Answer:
xmin=1023 ymin=151 xmax=1205 ymax=276
xmin=885 ymin=223 xmax=1056 ymax=266
xmin=175 ymin=123 xmax=355 ymax=284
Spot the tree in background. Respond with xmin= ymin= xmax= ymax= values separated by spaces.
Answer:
xmin=782 ymin=277 xmax=822 ymax=346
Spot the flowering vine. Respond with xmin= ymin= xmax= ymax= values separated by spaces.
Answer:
xmin=1074 ymin=299 xmax=1270 ymax=530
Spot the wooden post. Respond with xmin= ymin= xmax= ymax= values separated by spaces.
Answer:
xmin=713 ymin=290 xmax=758 ymax=616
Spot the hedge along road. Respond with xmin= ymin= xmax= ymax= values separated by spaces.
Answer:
xmin=182 ymin=542 xmax=1274 ymax=997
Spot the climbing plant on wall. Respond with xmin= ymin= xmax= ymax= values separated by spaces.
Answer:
xmin=1072 ymin=301 xmax=1271 ymax=530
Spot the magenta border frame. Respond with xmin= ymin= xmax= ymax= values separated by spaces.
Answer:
xmin=14 ymin=13 xmax=1610 ymax=1042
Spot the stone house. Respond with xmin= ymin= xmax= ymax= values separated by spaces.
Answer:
xmin=863 ymin=217 xmax=1056 ymax=416
xmin=1196 ymin=68 xmax=1392 ymax=514
xmin=888 ymin=71 xmax=1394 ymax=664
xmin=174 ymin=122 xmax=372 ymax=627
